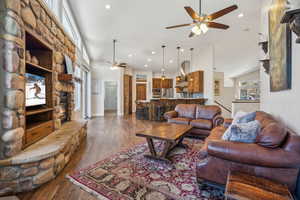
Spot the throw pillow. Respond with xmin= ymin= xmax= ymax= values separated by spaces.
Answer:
xmin=237 ymin=112 xmax=256 ymax=123
xmin=222 ymin=120 xmax=261 ymax=143
xmin=232 ymin=111 xmax=256 ymax=124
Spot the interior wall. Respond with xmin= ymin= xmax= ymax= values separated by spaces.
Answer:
xmin=191 ymin=46 xmax=215 ymax=104
xmin=260 ymin=0 xmax=300 ymax=133
xmin=91 ymin=66 xmax=124 ymax=116
xmin=214 ymin=72 xmax=235 ymax=118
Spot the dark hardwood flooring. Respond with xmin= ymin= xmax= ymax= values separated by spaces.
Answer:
xmin=18 ymin=114 xmax=161 ymax=200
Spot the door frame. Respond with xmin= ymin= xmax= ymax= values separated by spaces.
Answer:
xmin=101 ymin=80 xmax=122 ymax=116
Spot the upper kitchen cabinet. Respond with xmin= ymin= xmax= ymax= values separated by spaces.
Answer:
xmin=153 ymin=78 xmax=173 ymax=89
xmin=188 ymin=71 xmax=204 ymax=93
xmin=162 ymin=79 xmax=173 ymax=89
xmin=153 ymin=78 xmax=162 ymax=89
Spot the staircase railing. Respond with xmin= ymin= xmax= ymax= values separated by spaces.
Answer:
xmin=214 ymin=100 xmax=232 ymax=114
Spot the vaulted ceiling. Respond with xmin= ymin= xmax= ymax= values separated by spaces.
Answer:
xmin=68 ymin=0 xmax=262 ymax=76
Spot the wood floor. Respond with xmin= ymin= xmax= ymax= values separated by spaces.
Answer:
xmin=18 ymin=114 xmax=162 ymax=200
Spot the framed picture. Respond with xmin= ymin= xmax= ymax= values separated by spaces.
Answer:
xmin=214 ymin=80 xmax=220 ymax=96
xmin=136 ymin=74 xmax=147 ymax=83
xmin=269 ymin=0 xmax=292 ymax=92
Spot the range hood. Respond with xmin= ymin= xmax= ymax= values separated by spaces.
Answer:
xmin=176 ymin=60 xmax=190 ymax=90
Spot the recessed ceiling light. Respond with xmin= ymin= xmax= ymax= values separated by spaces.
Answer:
xmin=105 ymin=4 xmax=111 ymax=10
xmin=147 ymin=58 xmax=152 ymax=62
xmin=144 ymin=64 xmax=148 ymax=67
xmin=128 ymin=54 xmax=133 ymax=58
xmin=180 ymin=49 xmax=184 ymax=52
xmin=151 ymin=51 xmax=156 ymax=55
xmin=238 ymin=13 xmax=244 ymax=18
xmin=169 ymin=60 xmax=173 ymax=63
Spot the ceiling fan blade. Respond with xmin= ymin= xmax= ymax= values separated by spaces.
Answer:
xmin=184 ymin=7 xmax=200 ymax=20
xmin=189 ymin=32 xmax=195 ymax=38
xmin=166 ymin=23 xmax=193 ymax=29
xmin=207 ymin=5 xmax=238 ymax=21
xmin=207 ymin=22 xmax=229 ymax=29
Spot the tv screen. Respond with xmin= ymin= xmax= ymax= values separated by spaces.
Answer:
xmin=25 ymin=73 xmax=46 ymax=107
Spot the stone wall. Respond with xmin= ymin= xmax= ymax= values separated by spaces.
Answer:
xmin=0 ymin=0 xmax=85 ymax=196
xmin=0 ymin=0 xmax=76 ymax=160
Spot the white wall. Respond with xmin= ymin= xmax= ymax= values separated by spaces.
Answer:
xmin=91 ymin=66 xmax=124 ymax=117
xmin=214 ymin=72 xmax=235 ymax=118
xmin=191 ymin=46 xmax=215 ymax=104
xmin=260 ymin=0 xmax=300 ymax=133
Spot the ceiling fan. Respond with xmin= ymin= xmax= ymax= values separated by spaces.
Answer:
xmin=166 ymin=0 xmax=238 ymax=38
xmin=107 ymin=39 xmax=127 ymax=70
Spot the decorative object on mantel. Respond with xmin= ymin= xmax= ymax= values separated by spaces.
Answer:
xmin=31 ymin=56 xmax=39 ymax=65
xmin=269 ymin=0 xmax=292 ymax=92
xmin=259 ymin=59 xmax=270 ymax=74
xmin=259 ymin=41 xmax=268 ymax=54
xmin=281 ymin=9 xmax=300 ymax=43
xmin=26 ymin=50 xmax=31 ymax=61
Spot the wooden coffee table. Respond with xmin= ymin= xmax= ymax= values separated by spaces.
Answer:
xmin=225 ymin=171 xmax=294 ymax=200
xmin=136 ymin=123 xmax=192 ymax=163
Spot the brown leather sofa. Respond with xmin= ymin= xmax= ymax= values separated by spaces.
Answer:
xmin=164 ymin=104 xmax=224 ymax=137
xmin=197 ymin=111 xmax=300 ymax=192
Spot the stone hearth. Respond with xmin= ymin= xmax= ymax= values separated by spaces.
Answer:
xmin=0 ymin=121 xmax=87 ymax=195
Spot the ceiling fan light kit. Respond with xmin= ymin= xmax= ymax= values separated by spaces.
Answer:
xmin=166 ymin=0 xmax=238 ymax=38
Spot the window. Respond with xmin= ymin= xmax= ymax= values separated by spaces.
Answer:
xmin=43 ymin=0 xmax=53 ymax=9
xmin=74 ymin=66 xmax=82 ymax=111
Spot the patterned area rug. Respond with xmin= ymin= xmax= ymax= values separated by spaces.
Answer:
xmin=67 ymin=139 xmax=224 ymax=200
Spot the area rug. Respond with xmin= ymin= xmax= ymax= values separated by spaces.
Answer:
xmin=67 ymin=139 xmax=224 ymax=200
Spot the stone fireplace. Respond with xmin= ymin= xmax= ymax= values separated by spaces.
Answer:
xmin=0 ymin=0 xmax=86 ymax=195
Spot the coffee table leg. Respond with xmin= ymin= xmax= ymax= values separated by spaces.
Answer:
xmin=161 ymin=141 xmax=174 ymax=158
xmin=146 ymin=138 xmax=156 ymax=156
xmin=176 ymin=136 xmax=188 ymax=149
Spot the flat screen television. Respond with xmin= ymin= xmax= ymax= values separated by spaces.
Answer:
xmin=25 ymin=73 xmax=46 ymax=107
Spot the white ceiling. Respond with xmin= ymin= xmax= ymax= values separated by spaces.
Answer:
xmin=68 ymin=0 xmax=263 ymax=76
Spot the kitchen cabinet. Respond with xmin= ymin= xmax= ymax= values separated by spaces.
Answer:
xmin=162 ymin=79 xmax=173 ymax=89
xmin=152 ymin=78 xmax=173 ymax=89
xmin=187 ymin=71 xmax=204 ymax=93
xmin=153 ymin=78 xmax=161 ymax=89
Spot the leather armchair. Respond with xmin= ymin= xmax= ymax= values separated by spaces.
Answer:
xmin=164 ymin=104 xmax=224 ymax=138
xmin=197 ymin=111 xmax=300 ymax=192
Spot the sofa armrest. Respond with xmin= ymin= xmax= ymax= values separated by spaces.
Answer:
xmin=213 ymin=115 xmax=224 ymax=127
xmin=164 ymin=111 xmax=178 ymax=120
xmin=224 ymin=118 xmax=233 ymax=128
xmin=207 ymin=140 xmax=300 ymax=168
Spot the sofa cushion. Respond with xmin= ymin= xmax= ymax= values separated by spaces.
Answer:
xmin=222 ymin=120 xmax=261 ymax=143
xmin=175 ymin=104 xmax=197 ymax=119
xmin=190 ymin=119 xmax=213 ymax=130
xmin=255 ymin=111 xmax=276 ymax=129
xmin=196 ymin=105 xmax=221 ymax=120
xmin=256 ymin=122 xmax=287 ymax=148
xmin=168 ymin=118 xmax=191 ymax=125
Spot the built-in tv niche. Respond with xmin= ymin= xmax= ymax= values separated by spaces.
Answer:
xmin=25 ymin=31 xmax=54 ymax=147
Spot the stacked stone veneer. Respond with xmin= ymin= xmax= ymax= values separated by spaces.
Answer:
xmin=0 ymin=0 xmax=85 ymax=196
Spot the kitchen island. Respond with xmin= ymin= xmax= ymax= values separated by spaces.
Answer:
xmin=136 ymin=98 xmax=207 ymax=121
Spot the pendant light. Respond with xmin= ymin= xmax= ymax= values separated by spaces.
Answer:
xmin=176 ymin=46 xmax=181 ymax=81
xmin=161 ymin=45 xmax=166 ymax=80
xmin=190 ymin=48 xmax=194 ymax=82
